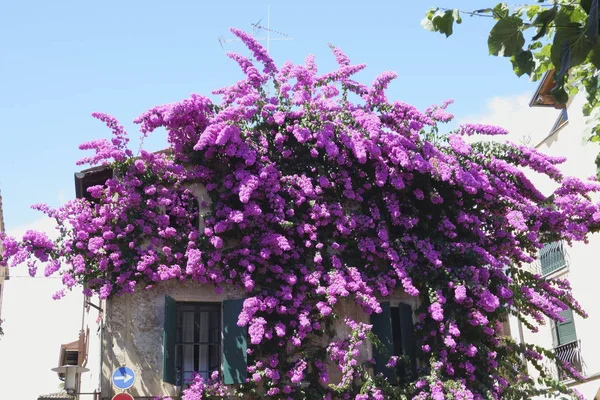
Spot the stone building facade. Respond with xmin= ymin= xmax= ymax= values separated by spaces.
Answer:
xmin=65 ymin=166 xmax=420 ymax=399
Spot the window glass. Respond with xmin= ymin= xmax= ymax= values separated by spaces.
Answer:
xmin=175 ymin=303 xmax=221 ymax=385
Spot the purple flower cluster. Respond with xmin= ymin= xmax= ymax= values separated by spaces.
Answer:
xmin=1 ymin=28 xmax=598 ymax=400
xmin=457 ymin=123 xmax=509 ymax=136
xmin=181 ymin=371 xmax=227 ymax=399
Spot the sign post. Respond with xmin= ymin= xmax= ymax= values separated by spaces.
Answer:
xmin=112 ymin=366 xmax=136 ymax=390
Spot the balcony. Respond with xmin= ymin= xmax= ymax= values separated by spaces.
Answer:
xmin=532 ymin=241 xmax=569 ymax=277
xmin=548 ymin=340 xmax=585 ymax=381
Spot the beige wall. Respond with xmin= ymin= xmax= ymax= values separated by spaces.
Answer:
xmin=511 ymin=93 xmax=600 ymax=399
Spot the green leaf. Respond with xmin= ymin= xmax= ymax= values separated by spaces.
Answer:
xmin=422 ymin=7 xmax=438 ymax=31
xmin=526 ymin=5 xmax=541 ymax=20
xmin=421 ymin=17 xmax=435 ymax=32
xmin=590 ymin=42 xmax=600 ymax=68
xmin=529 ymin=41 xmax=543 ymax=50
xmin=552 ymin=22 xmax=593 ymax=69
xmin=453 ymin=9 xmax=462 ymax=24
xmin=488 ymin=16 xmax=526 ymax=57
xmin=511 ymin=50 xmax=535 ymax=76
xmin=493 ymin=3 xmax=509 ymax=19
xmin=531 ymin=6 xmax=557 ymax=41
xmin=584 ymin=73 xmax=600 ymax=104
xmin=551 ymin=85 xmax=569 ymax=105
xmin=431 ymin=9 xmax=458 ymax=37
xmin=532 ymin=44 xmax=552 ymax=79
xmin=555 ymin=5 xmax=588 ymax=26
xmin=568 ymin=83 xmax=580 ymax=96
xmin=582 ymin=0 xmax=593 ymax=15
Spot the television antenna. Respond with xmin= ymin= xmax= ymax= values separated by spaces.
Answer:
xmin=218 ymin=6 xmax=294 ymax=53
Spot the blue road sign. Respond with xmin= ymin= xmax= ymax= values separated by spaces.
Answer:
xmin=112 ymin=366 xmax=135 ymax=390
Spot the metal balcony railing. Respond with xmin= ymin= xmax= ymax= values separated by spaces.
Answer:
xmin=531 ymin=241 xmax=569 ymax=277
xmin=548 ymin=340 xmax=585 ymax=381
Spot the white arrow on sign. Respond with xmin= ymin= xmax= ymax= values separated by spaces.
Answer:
xmin=114 ymin=373 xmax=134 ymax=384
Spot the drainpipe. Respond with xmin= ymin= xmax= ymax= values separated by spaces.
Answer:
xmin=77 ymin=294 xmax=87 ymax=400
xmin=99 ymin=300 xmax=104 ymax=399
xmin=517 ymin=318 xmax=528 ymax=373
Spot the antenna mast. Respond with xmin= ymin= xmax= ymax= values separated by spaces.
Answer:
xmin=219 ymin=6 xmax=294 ymax=52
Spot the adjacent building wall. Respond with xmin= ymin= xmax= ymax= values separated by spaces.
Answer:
xmin=78 ymin=295 xmax=104 ymax=400
xmin=513 ymin=93 xmax=600 ymax=400
xmin=0 ymin=192 xmax=7 ymax=321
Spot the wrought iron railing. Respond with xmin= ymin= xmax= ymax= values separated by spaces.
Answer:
xmin=531 ymin=241 xmax=569 ymax=276
xmin=547 ymin=340 xmax=585 ymax=381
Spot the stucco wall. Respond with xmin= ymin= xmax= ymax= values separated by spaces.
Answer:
xmin=101 ymin=280 xmax=245 ymax=398
xmin=512 ymin=93 xmax=600 ymax=400
xmin=79 ymin=296 xmax=104 ymax=400
xmin=99 ymin=279 xmax=418 ymax=398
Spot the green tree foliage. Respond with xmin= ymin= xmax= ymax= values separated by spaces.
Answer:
xmin=423 ymin=1 xmax=600 ymax=151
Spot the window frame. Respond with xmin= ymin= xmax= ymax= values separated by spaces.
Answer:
xmin=549 ymin=108 xmax=569 ymax=136
xmin=63 ymin=350 xmax=79 ymax=366
xmin=370 ymin=300 xmax=417 ymax=384
xmin=174 ymin=301 xmax=222 ymax=386
xmin=163 ymin=296 xmax=247 ymax=386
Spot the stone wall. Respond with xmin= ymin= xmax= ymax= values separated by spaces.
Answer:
xmin=100 ymin=280 xmax=418 ymax=398
xmin=101 ymin=280 xmax=245 ymax=398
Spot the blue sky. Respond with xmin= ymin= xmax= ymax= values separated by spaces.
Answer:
xmin=0 ymin=0 xmax=538 ymax=229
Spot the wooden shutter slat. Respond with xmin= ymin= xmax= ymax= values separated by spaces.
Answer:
xmin=162 ymin=295 xmax=177 ymax=384
xmin=550 ymin=319 xmax=559 ymax=348
xmin=398 ymin=302 xmax=417 ymax=381
xmin=557 ymin=308 xmax=577 ymax=345
xmin=370 ymin=301 xmax=395 ymax=383
xmin=222 ymin=299 xmax=247 ymax=384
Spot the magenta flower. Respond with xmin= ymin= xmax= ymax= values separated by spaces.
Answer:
xmin=0 ymin=28 xmax=594 ymax=400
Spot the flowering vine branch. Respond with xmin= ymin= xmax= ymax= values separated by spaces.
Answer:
xmin=2 ymin=27 xmax=599 ymax=399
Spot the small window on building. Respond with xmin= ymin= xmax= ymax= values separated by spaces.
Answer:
xmin=64 ymin=350 xmax=79 ymax=366
xmin=370 ymin=302 xmax=417 ymax=384
xmin=162 ymin=297 xmax=247 ymax=386
xmin=56 ymin=342 xmax=80 ymax=380
xmin=539 ymin=241 xmax=568 ymax=276
xmin=175 ymin=303 xmax=221 ymax=385
xmin=190 ymin=197 xmax=200 ymax=230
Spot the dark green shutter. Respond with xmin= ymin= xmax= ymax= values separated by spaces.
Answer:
xmin=370 ymin=301 xmax=395 ymax=382
xmin=398 ymin=302 xmax=417 ymax=380
xmin=222 ymin=299 xmax=247 ymax=384
xmin=550 ymin=319 xmax=559 ymax=347
xmin=556 ymin=308 xmax=577 ymax=345
xmin=163 ymin=295 xmax=177 ymax=384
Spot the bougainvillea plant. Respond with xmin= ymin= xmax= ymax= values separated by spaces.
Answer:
xmin=2 ymin=28 xmax=600 ymax=399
